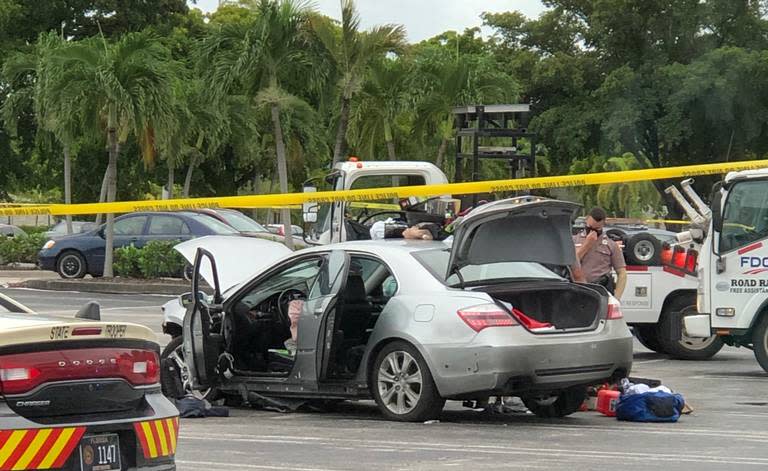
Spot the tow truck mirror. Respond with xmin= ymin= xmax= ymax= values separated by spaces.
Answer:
xmin=302 ymin=184 xmax=318 ymax=224
xmin=712 ymin=189 xmax=724 ymax=233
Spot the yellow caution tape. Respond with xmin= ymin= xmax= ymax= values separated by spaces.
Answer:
xmin=644 ymin=219 xmax=691 ymax=225
xmin=0 ymin=159 xmax=765 ymax=217
xmin=230 ymin=202 xmax=400 ymax=210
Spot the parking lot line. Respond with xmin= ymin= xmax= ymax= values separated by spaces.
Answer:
xmin=178 ymin=432 xmax=768 ymax=466
xmin=176 ymin=460 xmax=340 ymax=471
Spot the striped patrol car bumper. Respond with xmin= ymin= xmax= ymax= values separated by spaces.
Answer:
xmin=134 ymin=418 xmax=179 ymax=460
xmin=0 ymin=418 xmax=179 ymax=470
xmin=0 ymin=427 xmax=85 ymax=470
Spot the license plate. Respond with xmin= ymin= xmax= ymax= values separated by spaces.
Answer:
xmin=79 ymin=434 xmax=121 ymax=471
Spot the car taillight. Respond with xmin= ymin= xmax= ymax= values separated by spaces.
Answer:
xmin=607 ymin=302 xmax=623 ymax=320
xmin=685 ymin=249 xmax=698 ymax=272
xmin=0 ymin=348 xmax=160 ymax=395
xmin=457 ymin=304 xmax=519 ymax=332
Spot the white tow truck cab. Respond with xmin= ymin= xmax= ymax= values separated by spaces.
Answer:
xmin=682 ymin=168 xmax=768 ymax=372
xmin=303 ymin=159 xmax=448 ymax=244
xmin=620 ymin=177 xmax=725 ymax=360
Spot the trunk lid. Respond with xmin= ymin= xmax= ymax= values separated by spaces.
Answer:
xmin=0 ymin=315 xmax=160 ymax=423
xmin=447 ymin=197 xmax=580 ymax=281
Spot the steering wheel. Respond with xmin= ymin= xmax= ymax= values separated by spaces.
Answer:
xmin=277 ymin=288 xmax=306 ymax=329
xmin=358 ymin=211 xmax=405 ymax=226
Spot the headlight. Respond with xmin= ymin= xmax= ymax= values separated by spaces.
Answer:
xmin=42 ymin=240 xmax=56 ymax=250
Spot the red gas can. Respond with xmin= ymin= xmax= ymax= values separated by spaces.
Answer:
xmin=596 ymin=389 xmax=621 ymax=417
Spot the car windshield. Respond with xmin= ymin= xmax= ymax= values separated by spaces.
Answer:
xmin=188 ymin=214 xmax=239 ymax=235
xmin=413 ymin=248 xmax=565 ymax=286
xmin=218 ymin=211 xmax=267 ymax=233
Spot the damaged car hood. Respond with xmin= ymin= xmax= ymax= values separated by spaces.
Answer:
xmin=174 ymin=236 xmax=292 ymax=292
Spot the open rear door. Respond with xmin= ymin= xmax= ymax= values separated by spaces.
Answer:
xmin=183 ymin=248 xmax=224 ymax=390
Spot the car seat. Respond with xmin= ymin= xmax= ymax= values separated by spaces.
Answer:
xmin=330 ymin=272 xmax=377 ymax=376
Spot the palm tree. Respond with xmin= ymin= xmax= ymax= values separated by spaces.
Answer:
xmin=47 ymin=32 xmax=177 ymax=277
xmin=204 ymin=0 xmax=317 ymax=249
xmin=312 ymin=0 xmax=406 ymax=166
xmin=2 ymin=33 xmax=79 ymax=234
xmin=348 ymin=57 xmax=410 ymax=160
xmin=414 ymin=58 xmax=516 ymax=170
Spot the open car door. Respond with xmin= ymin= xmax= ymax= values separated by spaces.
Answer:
xmin=183 ymin=248 xmax=224 ymax=390
xmin=295 ymin=250 xmax=350 ymax=382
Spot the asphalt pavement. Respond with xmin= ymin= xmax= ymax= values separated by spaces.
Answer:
xmin=2 ymin=287 xmax=767 ymax=470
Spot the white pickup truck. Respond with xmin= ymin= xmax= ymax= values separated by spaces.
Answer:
xmin=301 ymin=158 xmax=722 ymax=360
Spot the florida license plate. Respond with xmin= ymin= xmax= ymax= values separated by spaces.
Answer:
xmin=79 ymin=434 xmax=121 ymax=471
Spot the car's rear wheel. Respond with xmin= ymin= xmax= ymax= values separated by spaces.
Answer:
xmin=633 ymin=324 xmax=666 ymax=353
xmin=371 ymin=341 xmax=444 ymax=422
xmin=522 ymin=386 xmax=588 ymax=418
xmin=56 ymin=250 xmax=86 ymax=279
xmin=658 ymin=294 xmax=723 ymax=360
xmin=161 ymin=336 xmax=217 ymax=401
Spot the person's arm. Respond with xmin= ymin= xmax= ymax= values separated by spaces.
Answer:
xmin=614 ymin=267 xmax=627 ymax=298
xmin=575 ymin=231 xmax=598 ymax=260
xmin=610 ymin=240 xmax=627 ymax=298
xmin=571 ymin=264 xmax=586 ymax=283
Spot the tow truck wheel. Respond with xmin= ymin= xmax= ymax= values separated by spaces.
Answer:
xmin=659 ymin=295 xmax=723 ymax=361
xmin=633 ymin=324 xmax=666 ymax=353
xmin=752 ymin=315 xmax=768 ymax=373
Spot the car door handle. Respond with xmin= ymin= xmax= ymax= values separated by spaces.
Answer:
xmin=314 ymin=307 xmax=324 ymax=316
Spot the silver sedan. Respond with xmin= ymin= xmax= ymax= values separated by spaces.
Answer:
xmin=174 ymin=197 xmax=633 ymax=422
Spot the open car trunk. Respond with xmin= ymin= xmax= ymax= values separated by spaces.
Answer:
xmin=477 ymin=281 xmax=606 ymax=332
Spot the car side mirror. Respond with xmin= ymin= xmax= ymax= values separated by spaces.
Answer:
xmin=303 ymin=185 xmax=318 ymax=224
xmin=75 ymin=301 xmax=101 ymax=321
xmin=181 ymin=291 xmax=207 ymax=308
xmin=98 ymin=228 xmax=106 ymax=239
xmin=180 ymin=292 xmax=194 ymax=308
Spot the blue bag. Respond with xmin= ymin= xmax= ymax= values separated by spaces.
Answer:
xmin=615 ymin=391 xmax=685 ymax=422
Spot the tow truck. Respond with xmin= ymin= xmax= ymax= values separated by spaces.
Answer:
xmin=677 ymin=168 xmax=768 ymax=372
xmin=301 ymin=158 xmax=724 ymax=360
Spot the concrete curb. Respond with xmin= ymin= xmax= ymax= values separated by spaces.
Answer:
xmin=22 ymin=278 xmax=191 ymax=296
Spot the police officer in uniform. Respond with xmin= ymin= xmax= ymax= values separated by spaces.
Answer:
xmin=573 ymin=207 xmax=627 ymax=297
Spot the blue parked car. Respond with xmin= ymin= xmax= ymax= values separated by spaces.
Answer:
xmin=38 ymin=211 xmax=239 ymax=278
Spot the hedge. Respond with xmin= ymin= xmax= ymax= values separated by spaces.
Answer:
xmin=114 ymin=240 xmax=186 ymax=279
xmin=0 ymin=233 xmax=47 ymax=264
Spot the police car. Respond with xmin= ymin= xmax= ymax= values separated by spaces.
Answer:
xmin=0 ymin=292 xmax=178 ymax=470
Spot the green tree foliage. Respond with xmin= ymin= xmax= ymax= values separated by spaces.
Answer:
xmin=2 ymin=0 xmax=768 ymax=250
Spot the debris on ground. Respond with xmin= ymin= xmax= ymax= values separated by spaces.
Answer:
xmin=176 ymin=395 xmax=230 ymax=418
xmin=615 ymin=378 xmax=686 ymax=423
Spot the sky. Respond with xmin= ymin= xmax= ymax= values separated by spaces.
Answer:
xmin=188 ymin=1 xmax=548 ymax=42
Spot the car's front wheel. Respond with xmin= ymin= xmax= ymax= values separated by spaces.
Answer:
xmin=56 ymin=251 xmax=86 ymax=279
xmin=522 ymin=386 xmax=587 ymax=418
xmin=371 ymin=341 xmax=444 ymax=422
xmin=160 ymin=336 xmax=217 ymax=401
